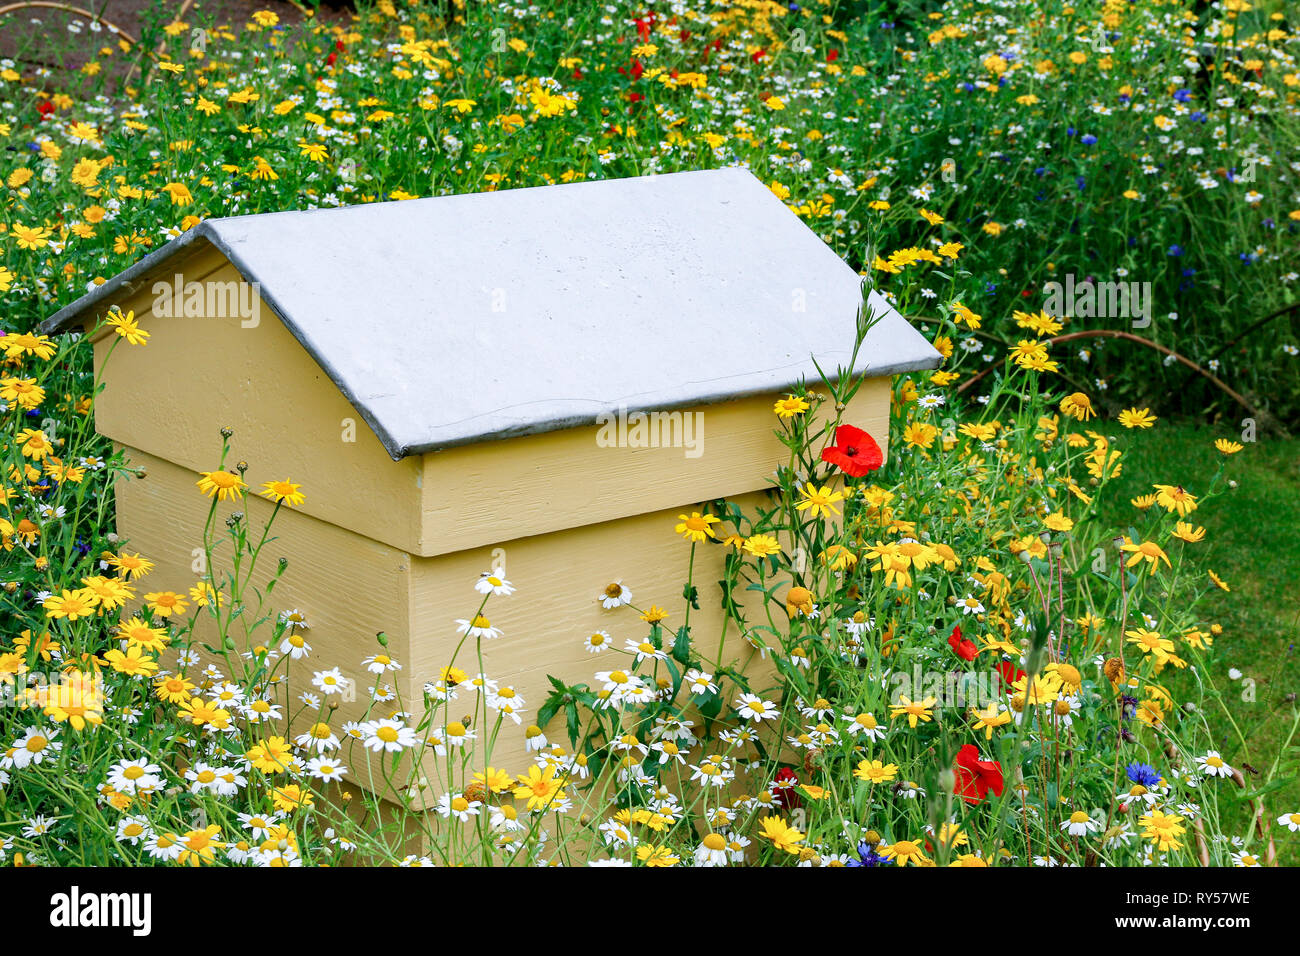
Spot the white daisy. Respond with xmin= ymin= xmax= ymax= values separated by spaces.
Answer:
xmin=625 ymin=637 xmax=667 ymax=664
xmin=306 ymin=756 xmax=347 ymax=782
xmin=694 ymin=833 xmax=729 ymax=867
xmin=436 ymin=792 xmax=482 ymax=822
xmin=599 ymin=581 xmax=632 ymax=608
xmin=361 ymin=654 xmax=401 ymax=674
xmin=1060 ymin=810 xmax=1101 ymax=836
xmin=278 ymin=633 xmax=312 ymax=659
xmin=1275 ymin=811 xmax=1300 ymax=832
xmin=475 ymin=571 xmax=516 ymax=596
xmin=360 ymin=718 xmax=417 ymax=753
xmin=455 ymin=615 xmax=502 ymax=640
xmin=108 ymin=758 xmax=163 ymax=795
xmin=311 ymin=667 xmax=349 ymax=696
xmin=115 ymin=815 xmax=152 ymax=844
xmin=1196 ymin=751 xmax=1235 ymax=778
xmin=734 ymin=693 xmax=780 ymax=722
xmin=5 ymin=727 xmax=60 ymax=769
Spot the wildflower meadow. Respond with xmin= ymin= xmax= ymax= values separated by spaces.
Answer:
xmin=1 ymin=0 xmax=1298 ymax=899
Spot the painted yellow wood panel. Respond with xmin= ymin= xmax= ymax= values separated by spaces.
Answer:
xmin=89 ymin=249 xmax=425 ymax=555
xmin=406 ymin=487 xmax=778 ymax=774
xmin=416 ymin=377 xmax=891 ymax=557
xmin=112 ymin=444 xmax=414 ymax=743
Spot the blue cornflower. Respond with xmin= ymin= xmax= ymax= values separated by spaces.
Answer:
xmin=847 ymin=841 xmax=892 ymax=867
xmin=1127 ymin=763 xmax=1161 ymax=787
xmin=1081 ymin=134 xmax=1097 ymax=146
xmin=1174 ymin=88 xmax=1192 ymax=103
xmin=1167 ymin=244 xmax=1184 ymax=257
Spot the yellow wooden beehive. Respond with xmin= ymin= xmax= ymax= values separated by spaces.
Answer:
xmin=41 ymin=168 xmax=941 ymax=792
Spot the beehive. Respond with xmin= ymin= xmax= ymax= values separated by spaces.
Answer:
xmin=40 ymin=167 xmax=941 ymax=789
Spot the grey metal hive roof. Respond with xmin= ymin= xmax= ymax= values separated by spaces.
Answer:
xmin=41 ymin=167 xmax=942 ymax=460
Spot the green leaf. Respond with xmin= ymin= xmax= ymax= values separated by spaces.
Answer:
xmin=564 ymin=700 xmax=581 ymax=747
xmin=672 ymin=625 xmax=693 ymax=665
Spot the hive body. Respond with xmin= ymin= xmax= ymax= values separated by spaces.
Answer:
xmin=42 ymin=168 xmax=941 ymax=791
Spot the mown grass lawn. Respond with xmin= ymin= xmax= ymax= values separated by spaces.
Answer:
xmin=1093 ymin=419 xmax=1300 ymax=859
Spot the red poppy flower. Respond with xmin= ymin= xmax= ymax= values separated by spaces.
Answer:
xmin=820 ymin=424 xmax=883 ymax=477
xmin=772 ymin=767 xmax=802 ymax=810
xmin=948 ymin=624 xmax=977 ymax=662
xmin=617 ymin=59 xmax=645 ymax=81
xmin=826 ymin=49 xmax=839 ymax=62
xmin=996 ymin=660 xmax=1025 ymax=690
xmin=37 ymin=100 xmax=55 ymax=118
xmin=954 ymin=745 xmax=1003 ymax=805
